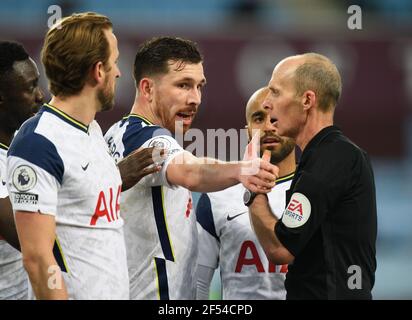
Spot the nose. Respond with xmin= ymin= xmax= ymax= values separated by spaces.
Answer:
xmin=188 ymin=87 xmax=201 ymax=106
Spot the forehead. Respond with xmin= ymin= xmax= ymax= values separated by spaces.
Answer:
xmin=164 ymin=61 xmax=205 ymax=82
xmin=12 ymin=58 xmax=39 ymax=82
xmin=270 ymin=58 xmax=301 ymax=88
xmin=246 ymin=90 xmax=269 ymax=119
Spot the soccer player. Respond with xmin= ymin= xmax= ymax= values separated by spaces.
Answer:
xmin=104 ymin=37 xmax=278 ymax=300
xmin=195 ymin=87 xmax=296 ymax=300
xmin=0 ymin=40 xmax=44 ymax=299
xmin=248 ymin=53 xmax=377 ymax=299
xmin=6 ymin=12 xmax=157 ymax=300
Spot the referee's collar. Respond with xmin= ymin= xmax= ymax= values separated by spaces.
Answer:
xmin=302 ymin=125 xmax=341 ymax=155
xmin=303 ymin=126 xmax=342 ymax=153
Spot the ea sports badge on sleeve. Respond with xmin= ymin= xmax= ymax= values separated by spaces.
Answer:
xmin=282 ymin=192 xmax=311 ymax=228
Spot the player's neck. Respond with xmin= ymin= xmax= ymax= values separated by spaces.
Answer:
xmin=276 ymin=151 xmax=296 ymax=178
xmin=130 ymin=93 xmax=161 ymax=126
xmin=297 ymin=110 xmax=334 ymax=152
xmin=49 ymin=93 xmax=97 ymax=126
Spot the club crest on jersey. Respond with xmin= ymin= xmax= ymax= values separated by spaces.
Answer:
xmin=149 ymin=137 xmax=171 ymax=150
xmin=12 ymin=165 xmax=37 ymax=192
xmin=282 ymin=192 xmax=311 ymax=228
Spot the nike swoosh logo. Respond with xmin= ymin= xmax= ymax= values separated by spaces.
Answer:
xmin=81 ymin=163 xmax=90 ymax=171
xmin=227 ymin=211 xmax=247 ymax=221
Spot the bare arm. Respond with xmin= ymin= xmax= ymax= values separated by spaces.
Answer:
xmin=0 ymin=196 xmax=20 ymax=251
xmin=15 ymin=211 xmax=68 ymax=300
xmin=166 ymin=151 xmax=278 ymax=193
xmin=248 ymin=194 xmax=294 ymax=265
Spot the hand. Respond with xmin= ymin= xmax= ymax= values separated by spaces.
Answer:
xmin=240 ymin=136 xmax=279 ymax=193
xmin=239 ymin=156 xmax=278 ymax=193
xmin=118 ymin=147 xmax=164 ymax=191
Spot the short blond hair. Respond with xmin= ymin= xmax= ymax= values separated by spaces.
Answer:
xmin=41 ymin=12 xmax=112 ymax=97
xmin=294 ymin=53 xmax=342 ymax=112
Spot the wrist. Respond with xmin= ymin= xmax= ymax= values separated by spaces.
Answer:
xmin=249 ymin=193 xmax=268 ymax=208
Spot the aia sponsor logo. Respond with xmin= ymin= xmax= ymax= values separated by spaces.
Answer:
xmin=90 ymin=185 xmax=121 ymax=226
xmin=235 ymin=240 xmax=288 ymax=274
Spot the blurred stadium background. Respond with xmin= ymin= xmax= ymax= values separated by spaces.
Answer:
xmin=1 ymin=0 xmax=411 ymax=299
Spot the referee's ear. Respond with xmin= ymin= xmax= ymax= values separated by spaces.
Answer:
xmin=302 ymin=90 xmax=316 ymax=111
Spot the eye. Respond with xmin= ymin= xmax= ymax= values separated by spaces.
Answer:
xmin=253 ymin=116 xmax=264 ymax=123
xmin=178 ymin=83 xmax=189 ymax=89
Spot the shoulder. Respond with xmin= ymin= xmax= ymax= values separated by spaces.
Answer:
xmin=8 ymin=114 xmax=64 ymax=183
xmin=112 ymin=116 xmax=174 ymax=156
xmin=312 ymin=134 xmax=364 ymax=169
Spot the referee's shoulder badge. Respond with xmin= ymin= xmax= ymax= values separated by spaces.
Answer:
xmin=282 ymin=192 xmax=311 ymax=228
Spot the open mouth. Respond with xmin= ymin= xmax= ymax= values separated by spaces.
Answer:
xmin=176 ymin=112 xmax=195 ymax=125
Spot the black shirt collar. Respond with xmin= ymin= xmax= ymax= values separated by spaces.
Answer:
xmin=298 ymin=125 xmax=341 ymax=168
xmin=303 ymin=125 xmax=341 ymax=154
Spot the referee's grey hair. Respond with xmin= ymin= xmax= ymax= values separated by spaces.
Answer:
xmin=294 ymin=53 xmax=342 ymax=112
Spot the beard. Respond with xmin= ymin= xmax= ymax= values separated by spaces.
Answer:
xmin=259 ymin=135 xmax=295 ymax=164
xmin=97 ymin=80 xmax=115 ymax=112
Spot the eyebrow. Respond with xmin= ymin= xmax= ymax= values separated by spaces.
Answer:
xmin=178 ymin=77 xmax=207 ymax=85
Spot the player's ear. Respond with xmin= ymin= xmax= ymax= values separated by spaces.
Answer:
xmin=302 ymin=90 xmax=315 ymax=111
xmin=139 ymin=78 xmax=154 ymax=102
xmin=90 ymin=61 xmax=105 ymax=85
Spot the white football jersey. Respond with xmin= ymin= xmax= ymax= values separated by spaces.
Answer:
xmin=105 ymin=114 xmax=197 ymax=300
xmin=196 ymin=174 xmax=294 ymax=300
xmin=7 ymin=104 xmax=129 ymax=300
xmin=0 ymin=144 xmax=28 ymax=300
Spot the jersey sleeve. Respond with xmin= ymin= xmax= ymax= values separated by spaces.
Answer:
xmin=196 ymin=193 xmax=220 ymax=269
xmin=6 ymin=132 xmax=64 ymax=216
xmin=275 ymin=142 xmax=356 ymax=257
xmin=122 ymin=125 xmax=185 ymax=188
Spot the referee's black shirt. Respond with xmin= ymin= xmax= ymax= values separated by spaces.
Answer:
xmin=275 ymin=126 xmax=377 ymax=299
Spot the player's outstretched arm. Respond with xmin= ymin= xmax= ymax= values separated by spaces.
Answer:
xmin=0 ymin=197 xmax=20 ymax=251
xmin=165 ymin=151 xmax=278 ymax=193
xmin=118 ymin=147 xmax=163 ymax=191
xmin=15 ymin=211 xmax=68 ymax=300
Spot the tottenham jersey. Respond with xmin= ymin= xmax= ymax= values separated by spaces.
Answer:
xmin=105 ymin=114 xmax=197 ymax=300
xmin=0 ymin=144 xmax=28 ymax=300
xmin=7 ymin=104 xmax=129 ymax=300
xmin=196 ymin=174 xmax=294 ymax=300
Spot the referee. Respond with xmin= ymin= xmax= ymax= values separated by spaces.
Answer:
xmin=247 ymin=53 xmax=377 ymax=299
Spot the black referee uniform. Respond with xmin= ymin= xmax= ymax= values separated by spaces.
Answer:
xmin=275 ymin=126 xmax=377 ymax=299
